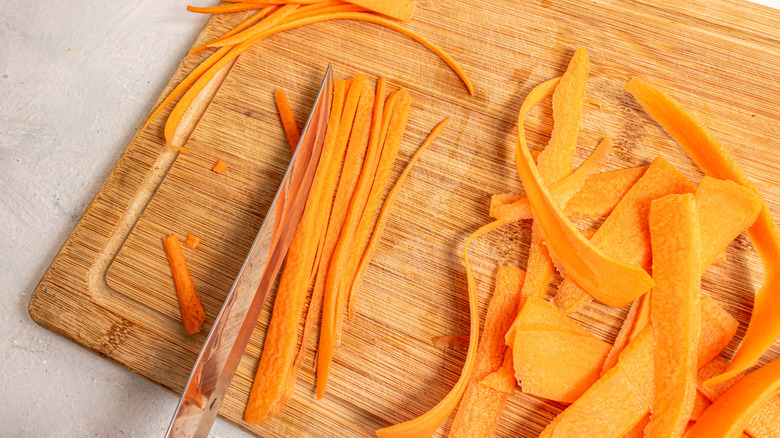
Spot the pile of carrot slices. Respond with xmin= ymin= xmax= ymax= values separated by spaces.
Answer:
xmin=144 ymin=0 xmax=472 ymax=150
xmin=447 ymin=47 xmax=780 ymax=438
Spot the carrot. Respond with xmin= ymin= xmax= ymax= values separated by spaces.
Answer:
xmin=519 ymin=48 xmax=589 ymax=314
xmin=162 ymin=235 xmax=207 ymax=335
xmin=622 ymin=415 xmax=651 ymax=438
xmin=697 ymin=357 xmax=744 ymax=402
xmin=600 ymin=290 xmax=651 ymax=375
xmin=244 ymin=78 xmax=346 ymax=426
xmin=687 ymin=358 xmax=780 ymax=438
xmin=344 ymin=0 xmax=415 ymax=21
xmin=189 ymin=6 xmax=277 ymax=55
xmin=478 ymin=349 xmax=516 ymax=394
xmin=551 ymin=156 xmax=695 ymax=313
xmin=183 ymin=234 xmax=201 ymax=249
xmin=540 ymin=327 xmax=655 ymax=438
xmin=691 ymin=392 xmax=713 ymax=423
xmin=347 ymin=117 xmax=450 ymax=320
xmin=187 ymin=3 xmax=269 ymax=14
xmin=432 ymin=335 xmax=470 ymax=351
xmin=490 ymin=137 xmax=613 ymax=223
xmin=646 ymin=193 xmax=701 ymax=438
xmin=285 ymin=2 xmax=367 ymax=21
xmin=447 ymin=265 xmax=525 ymax=438
xmin=513 ymin=327 xmax=612 ymax=404
xmin=211 ymin=158 xmax=229 ymax=174
xmin=505 ymin=296 xmax=591 ymax=348
xmin=626 ymin=76 xmax=780 ymax=385
xmin=275 ymin=89 xmax=300 ymax=152
xmin=515 ymin=78 xmax=654 ymax=308
xmin=208 ymin=4 xmax=300 ymax=48
xmin=376 ymin=218 xmax=508 ymax=438
xmin=564 ymin=165 xmax=649 ymax=219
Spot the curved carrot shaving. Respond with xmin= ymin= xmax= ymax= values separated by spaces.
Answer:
xmin=347 ymin=117 xmax=450 ymax=320
xmin=564 ymin=165 xmax=648 ymax=220
xmin=188 ymin=6 xmax=277 ymax=55
xmin=490 ymin=136 xmax=613 ymax=222
xmin=687 ymin=358 xmax=780 ymax=438
xmin=275 ymin=89 xmax=300 ymax=152
xmin=212 ymin=158 xmax=229 ymax=174
xmin=345 ymin=0 xmax=415 ymax=22
xmin=376 ymin=218 xmax=509 ymax=438
xmin=515 ymin=78 xmax=654 ymax=308
xmin=162 ymin=235 xmax=207 ymax=335
xmin=626 ymin=77 xmax=780 ymax=385
xmin=144 ymin=45 xmax=233 ymax=130
xmin=646 ymin=193 xmax=701 ymax=438
xmin=187 ymin=3 xmax=268 ymax=14
xmin=207 ymin=4 xmax=301 ymax=48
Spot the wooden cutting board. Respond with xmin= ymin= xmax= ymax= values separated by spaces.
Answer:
xmin=29 ymin=1 xmax=780 ymax=436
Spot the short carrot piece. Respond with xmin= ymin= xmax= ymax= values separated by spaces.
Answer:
xmin=162 ymin=235 xmax=207 ymax=335
xmin=275 ymin=89 xmax=300 ymax=152
xmin=347 ymin=117 xmax=450 ymax=320
xmin=183 ymin=234 xmax=201 ymax=249
xmin=447 ymin=265 xmax=525 ymax=438
xmin=626 ymin=76 xmax=780 ymax=385
xmin=212 ymin=159 xmax=229 ymax=174
xmin=646 ymin=193 xmax=701 ymax=438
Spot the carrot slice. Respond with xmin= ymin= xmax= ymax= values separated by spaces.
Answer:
xmin=551 ymin=156 xmax=695 ymax=313
xmin=687 ymin=358 xmax=780 ymax=438
xmin=376 ymin=218 xmax=508 ymax=438
xmin=243 ymin=78 xmax=345 ymax=425
xmin=344 ymin=0 xmax=414 ymax=21
xmin=187 ymin=3 xmax=268 ymax=14
xmin=622 ymin=415 xmax=651 ymax=438
xmin=691 ymin=392 xmax=713 ymax=422
xmin=189 ymin=6 xmax=277 ymax=55
xmin=183 ymin=234 xmax=201 ymax=249
xmin=697 ymin=357 xmax=744 ymax=402
xmin=515 ymin=78 xmax=654 ymax=308
xmin=212 ymin=158 xmax=229 ymax=174
xmin=626 ymin=76 xmax=780 ymax=385
xmin=275 ymin=89 xmax=300 ymax=152
xmin=646 ymin=193 xmax=701 ymax=438
xmin=162 ymin=235 xmax=207 ymax=335
xmin=600 ymin=290 xmax=651 ymax=375
xmin=513 ymin=328 xmax=612 ymax=404
xmin=447 ymin=265 xmax=525 ymax=438
xmin=207 ymin=4 xmax=300 ymax=48
xmin=564 ymin=165 xmax=649 ymax=220
xmin=505 ymin=296 xmax=591 ymax=348
xmin=347 ymin=118 xmax=450 ymax=319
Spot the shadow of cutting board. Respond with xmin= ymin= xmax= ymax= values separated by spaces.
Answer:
xmin=29 ymin=1 xmax=780 ymax=436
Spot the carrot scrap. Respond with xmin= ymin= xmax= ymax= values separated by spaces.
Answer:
xmin=622 ymin=415 xmax=651 ymax=438
xmin=187 ymin=3 xmax=269 ymax=14
xmin=344 ymin=0 xmax=415 ymax=21
xmin=183 ymin=234 xmax=202 ymax=249
xmin=432 ymin=335 xmax=470 ymax=351
xmin=551 ymin=156 xmax=695 ymax=313
xmin=244 ymin=77 xmax=345 ymax=425
xmin=189 ymin=6 xmax=277 ymax=55
xmin=505 ymin=296 xmax=591 ymax=348
xmin=513 ymin=327 xmax=612 ymax=404
xmin=212 ymin=158 xmax=229 ymax=174
xmin=515 ymin=77 xmax=654 ymax=308
xmin=284 ymin=3 xmax=367 ymax=21
xmin=691 ymin=391 xmax=713 ymax=422
xmin=275 ymin=89 xmax=300 ymax=152
xmin=447 ymin=265 xmax=525 ymax=438
xmin=206 ymin=4 xmax=301 ymax=48
xmin=600 ymin=290 xmax=651 ymax=375
xmin=478 ymin=349 xmax=516 ymax=395
xmin=162 ymin=235 xmax=207 ymax=335
xmin=626 ymin=76 xmax=780 ymax=385
xmin=563 ymin=165 xmax=649 ymax=220
xmin=646 ymin=193 xmax=701 ymax=438
xmin=697 ymin=357 xmax=744 ymax=402
xmin=347 ymin=117 xmax=450 ymax=319
xmin=376 ymin=218 xmax=508 ymax=438
xmin=687 ymin=357 xmax=780 ymax=438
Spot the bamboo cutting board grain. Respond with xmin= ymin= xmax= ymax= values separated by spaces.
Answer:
xmin=29 ymin=1 xmax=780 ymax=436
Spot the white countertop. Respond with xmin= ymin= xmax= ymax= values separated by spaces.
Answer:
xmin=2 ymin=0 xmax=779 ymax=437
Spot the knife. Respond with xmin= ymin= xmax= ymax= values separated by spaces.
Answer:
xmin=165 ymin=64 xmax=334 ymax=438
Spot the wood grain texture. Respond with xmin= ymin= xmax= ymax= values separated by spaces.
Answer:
xmin=29 ymin=1 xmax=780 ymax=436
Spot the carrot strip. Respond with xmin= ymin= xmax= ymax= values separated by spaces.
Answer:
xmin=432 ymin=335 xmax=470 ymax=351
xmin=687 ymin=358 xmax=780 ymax=438
xmin=187 ymin=3 xmax=268 ymax=14
xmin=600 ymin=290 xmax=651 ymax=376
xmin=447 ymin=265 xmax=525 ymax=438
xmin=275 ymin=89 xmax=300 ymax=152
xmin=646 ymin=193 xmax=701 ymax=438
xmin=344 ymin=0 xmax=415 ymax=21
xmin=626 ymin=76 xmax=780 ymax=385
xmin=376 ymin=218 xmax=508 ymax=438
xmin=189 ymin=6 xmax=277 ymax=55
xmin=162 ymin=235 xmax=207 ymax=335
xmin=183 ymin=234 xmax=201 ymax=249
xmin=515 ymin=78 xmax=654 ymax=308
xmin=505 ymin=296 xmax=591 ymax=348
xmin=243 ymin=78 xmax=344 ymax=425
xmin=315 ymin=75 xmax=374 ymax=399
xmin=208 ymin=4 xmax=300 ymax=48
xmin=478 ymin=349 xmax=516 ymax=395
xmin=347 ymin=118 xmax=450 ymax=320
xmin=285 ymin=3 xmax=367 ymax=21
xmin=514 ymin=327 xmax=612 ymax=404
xmin=564 ymin=165 xmax=649 ymax=219
xmin=212 ymin=158 xmax=229 ymax=174
xmin=623 ymin=415 xmax=651 ymax=438
xmin=697 ymin=357 xmax=745 ymax=402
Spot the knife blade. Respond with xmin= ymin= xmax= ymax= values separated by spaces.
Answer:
xmin=165 ymin=64 xmax=334 ymax=438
